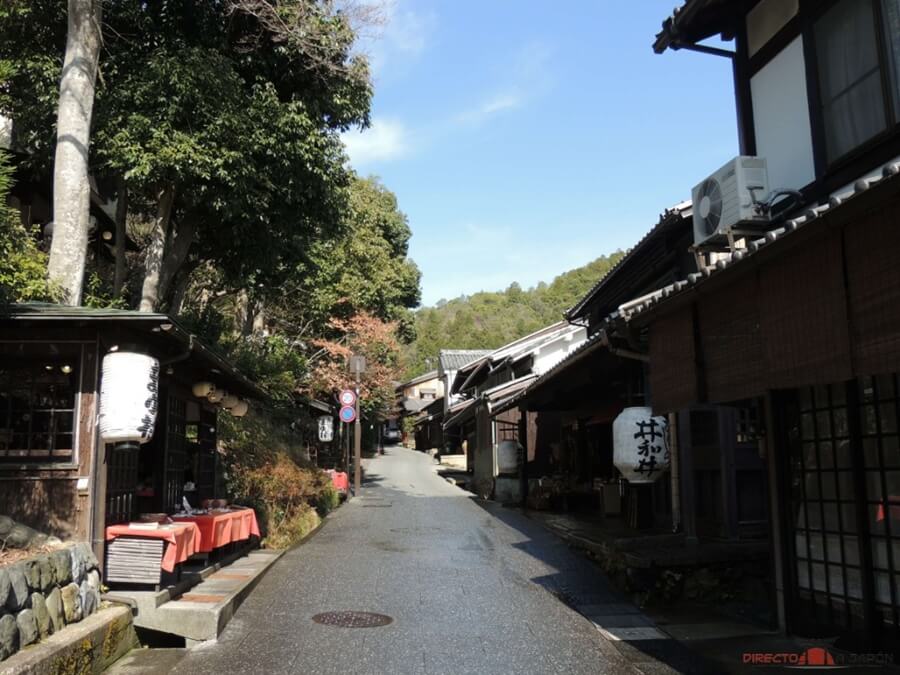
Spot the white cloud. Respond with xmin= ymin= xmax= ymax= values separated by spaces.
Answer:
xmin=480 ymin=94 xmax=522 ymax=115
xmin=453 ymin=41 xmax=554 ymax=126
xmin=342 ymin=118 xmax=410 ymax=166
xmin=455 ymin=92 xmax=524 ymax=125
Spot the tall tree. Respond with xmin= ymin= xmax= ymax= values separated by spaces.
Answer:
xmin=47 ymin=0 xmax=101 ymax=304
xmin=0 ymin=0 xmax=375 ymax=312
xmin=270 ymin=175 xmax=421 ymax=339
xmin=308 ymin=312 xmax=403 ymax=417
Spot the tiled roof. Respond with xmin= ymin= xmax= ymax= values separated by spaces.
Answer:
xmin=490 ymin=332 xmax=607 ymax=414
xmin=442 ymin=397 xmax=476 ymax=429
xmin=653 ymin=0 xmax=731 ymax=54
xmin=622 ymin=163 xmax=900 ymax=323
xmin=566 ymin=202 xmax=692 ymax=321
xmin=402 ymin=398 xmax=433 ymax=414
xmin=397 ymin=370 xmax=439 ymax=390
xmin=438 ymin=349 xmax=492 ymax=372
xmin=2 ymin=302 xmax=169 ymax=320
xmin=2 ymin=303 xmax=267 ymax=400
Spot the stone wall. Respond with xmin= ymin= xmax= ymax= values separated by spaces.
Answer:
xmin=0 ymin=543 xmax=102 ymax=662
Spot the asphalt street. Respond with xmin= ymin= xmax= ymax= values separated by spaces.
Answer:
xmin=167 ymin=447 xmax=698 ymax=674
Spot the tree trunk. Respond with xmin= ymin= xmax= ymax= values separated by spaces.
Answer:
xmin=113 ymin=177 xmax=128 ymax=297
xmin=139 ymin=184 xmax=175 ymax=312
xmin=158 ymin=218 xmax=195 ymax=306
xmin=48 ymin=0 xmax=102 ymax=305
xmin=235 ymin=289 xmax=252 ymax=335
xmin=168 ymin=264 xmax=195 ymax=316
xmin=251 ymin=300 xmax=266 ymax=336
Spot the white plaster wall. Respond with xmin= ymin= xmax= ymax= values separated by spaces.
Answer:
xmin=750 ymin=37 xmax=816 ymax=192
xmin=532 ymin=326 xmax=587 ymax=375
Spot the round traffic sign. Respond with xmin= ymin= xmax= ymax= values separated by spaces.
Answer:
xmin=339 ymin=389 xmax=357 ymax=406
xmin=339 ymin=405 xmax=357 ymax=423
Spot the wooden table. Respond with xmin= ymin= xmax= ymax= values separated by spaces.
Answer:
xmin=171 ymin=508 xmax=260 ymax=554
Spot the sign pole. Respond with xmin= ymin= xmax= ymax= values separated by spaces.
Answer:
xmin=347 ymin=355 xmax=366 ymax=497
xmin=354 ymin=381 xmax=361 ymax=495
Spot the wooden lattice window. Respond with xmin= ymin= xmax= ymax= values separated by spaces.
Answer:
xmin=0 ymin=345 xmax=81 ymax=465
xmin=106 ymin=443 xmax=139 ymax=524
xmin=163 ymin=395 xmax=187 ymax=511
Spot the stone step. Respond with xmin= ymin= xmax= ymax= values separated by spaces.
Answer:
xmin=118 ymin=550 xmax=283 ymax=644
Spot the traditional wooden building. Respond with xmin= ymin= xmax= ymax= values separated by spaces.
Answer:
xmin=492 ymin=204 xmax=769 ymax=537
xmin=638 ymin=0 xmax=900 ymax=652
xmin=444 ymin=322 xmax=587 ymax=500
xmin=0 ymin=304 xmax=264 ymax=564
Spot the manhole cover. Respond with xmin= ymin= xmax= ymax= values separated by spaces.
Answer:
xmin=312 ymin=611 xmax=393 ymax=628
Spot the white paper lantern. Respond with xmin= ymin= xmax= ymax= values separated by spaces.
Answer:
xmin=192 ymin=381 xmax=214 ymax=398
xmin=229 ymin=400 xmax=249 ymax=417
xmin=220 ymin=393 xmax=240 ymax=409
xmin=613 ymin=406 xmax=670 ymax=484
xmin=207 ymin=388 xmax=225 ymax=404
xmin=318 ymin=415 xmax=334 ymax=442
xmin=99 ymin=351 xmax=160 ymax=444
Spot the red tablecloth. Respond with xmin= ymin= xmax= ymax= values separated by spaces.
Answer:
xmin=105 ymin=522 xmax=201 ymax=573
xmin=172 ymin=508 xmax=261 ymax=553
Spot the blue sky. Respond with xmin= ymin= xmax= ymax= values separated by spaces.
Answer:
xmin=342 ymin=1 xmax=739 ymax=306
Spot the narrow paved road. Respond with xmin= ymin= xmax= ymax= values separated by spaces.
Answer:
xmin=169 ymin=447 xmax=679 ymax=674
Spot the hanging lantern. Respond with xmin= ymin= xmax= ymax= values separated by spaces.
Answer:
xmin=318 ymin=415 xmax=334 ymax=442
xmin=229 ymin=400 xmax=249 ymax=417
xmin=99 ymin=351 xmax=160 ymax=444
xmin=207 ymin=387 xmax=225 ymax=404
xmin=220 ymin=393 xmax=240 ymax=409
xmin=192 ymin=381 xmax=214 ymax=398
xmin=613 ymin=406 xmax=670 ymax=484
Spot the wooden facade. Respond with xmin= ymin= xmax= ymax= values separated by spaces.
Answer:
xmin=644 ymin=185 xmax=900 ymax=412
xmin=0 ymin=305 xmax=263 ymax=565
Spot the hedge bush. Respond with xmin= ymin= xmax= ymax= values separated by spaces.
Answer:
xmin=219 ymin=410 xmax=339 ymax=549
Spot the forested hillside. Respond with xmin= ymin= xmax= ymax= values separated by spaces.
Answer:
xmin=404 ymin=251 xmax=625 ymax=377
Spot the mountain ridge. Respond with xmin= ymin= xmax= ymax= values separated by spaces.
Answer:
xmin=403 ymin=251 xmax=625 ymax=378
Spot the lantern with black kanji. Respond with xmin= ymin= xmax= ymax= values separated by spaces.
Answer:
xmin=612 ymin=406 xmax=670 ymax=483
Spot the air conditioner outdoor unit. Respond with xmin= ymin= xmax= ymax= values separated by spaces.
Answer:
xmin=692 ymin=156 xmax=770 ymax=247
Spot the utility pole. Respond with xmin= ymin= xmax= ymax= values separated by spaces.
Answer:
xmin=349 ymin=355 xmax=366 ymax=495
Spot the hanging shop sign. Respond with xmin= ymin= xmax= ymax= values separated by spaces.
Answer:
xmin=99 ymin=351 xmax=160 ymax=444
xmin=612 ymin=406 xmax=670 ymax=483
xmin=339 ymin=405 xmax=357 ymax=424
xmin=318 ymin=415 xmax=334 ymax=442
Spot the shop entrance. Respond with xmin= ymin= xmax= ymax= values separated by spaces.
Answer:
xmin=781 ymin=377 xmax=900 ymax=652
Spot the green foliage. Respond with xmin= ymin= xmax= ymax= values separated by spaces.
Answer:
xmin=270 ymin=175 xmax=421 ymax=342
xmin=0 ymin=0 xmax=374 ymax=305
xmin=224 ymin=333 xmax=309 ymax=402
xmin=219 ymin=409 xmax=333 ymax=549
xmin=404 ymin=252 xmax=626 ymax=376
xmin=315 ymin=484 xmax=340 ymax=517
xmin=82 ymin=271 xmax=128 ymax=309
xmin=0 ymin=151 xmax=54 ymax=305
